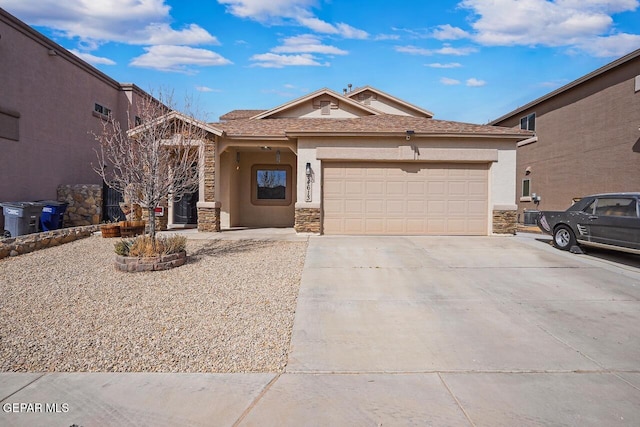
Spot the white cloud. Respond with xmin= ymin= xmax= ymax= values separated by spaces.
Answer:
xmin=0 ymin=0 xmax=219 ymax=46
xmin=395 ymin=45 xmax=433 ymax=55
xmin=250 ymin=53 xmax=327 ymax=68
xmin=195 ymin=86 xmax=221 ymax=92
xmin=431 ymin=24 xmax=469 ymax=40
xmin=336 ymin=23 xmax=369 ymax=39
xmin=217 ymin=0 xmax=316 ymax=21
xmin=218 ymin=0 xmax=368 ymax=39
xmin=437 ymin=45 xmax=478 ymax=55
xmin=272 ymin=34 xmax=348 ymax=55
xmin=374 ymin=34 xmax=401 ymax=41
xmin=395 ymin=44 xmax=477 ymax=56
xmin=69 ymin=49 xmax=116 ymax=65
xmin=575 ymin=33 xmax=640 ymax=57
xmin=130 ymin=45 xmax=232 ymax=72
xmin=440 ymin=77 xmax=461 ymax=85
xmin=459 ymin=0 xmax=640 ymax=56
xmin=427 ymin=62 xmax=462 ymax=68
xmin=466 ymin=78 xmax=486 ymax=87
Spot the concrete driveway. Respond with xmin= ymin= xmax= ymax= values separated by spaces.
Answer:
xmin=1 ymin=233 xmax=639 ymax=426
xmin=254 ymin=234 xmax=640 ymax=426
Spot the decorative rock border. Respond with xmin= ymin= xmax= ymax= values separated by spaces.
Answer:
xmin=114 ymin=251 xmax=187 ymax=272
xmin=0 ymin=225 xmax=100 ymax=260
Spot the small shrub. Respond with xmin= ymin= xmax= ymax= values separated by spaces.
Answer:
xmin=115 ymin=234 xmax=187 ymax=257
xmin=114 ymin=239 xmax=133 ymax=256
xmin=161 ymin=235 xmax=187 ymax=255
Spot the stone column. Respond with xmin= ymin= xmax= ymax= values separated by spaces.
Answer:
xmin=492 ymin=205 xmax=517 ymax=235
xmin=197 ymin=138 xmax=221 ymax=232
xmin=294 ymin=203 xmax=321 ymax=233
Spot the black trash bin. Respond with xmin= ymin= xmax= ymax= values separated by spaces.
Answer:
xmin=38 ymin=200 xmax=68 ymax=231
xmin=0 ymin=202 xmax=45 ymax=237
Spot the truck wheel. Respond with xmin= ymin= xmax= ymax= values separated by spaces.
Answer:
xmin=553 ymin=225 xmax=576 ymax=251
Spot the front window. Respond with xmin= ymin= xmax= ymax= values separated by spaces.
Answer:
xmin=251 ymin=164 xmax=292 ymax=206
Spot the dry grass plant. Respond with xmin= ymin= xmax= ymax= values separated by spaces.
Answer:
xmin=114 ymin=234 xmax=187 ymax=257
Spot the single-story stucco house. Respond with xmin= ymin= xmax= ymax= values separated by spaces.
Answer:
xmin=168 ymin=86 xmax=532 ymax=235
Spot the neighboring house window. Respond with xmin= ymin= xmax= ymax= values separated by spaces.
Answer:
xmin=0 ymin=107 xmax=20 ymax=141
xmin=520 ymin=113 xmax=535 ymax=131
xmin=251 ymin=164 xmax=292 ymax=206
xmin=522 ymin=178 xmax=531 ymax=197
xmin=134 ymin=116 xmax=142 ymax=126
xmin=94 ymin=103 xmax=111 ymax=118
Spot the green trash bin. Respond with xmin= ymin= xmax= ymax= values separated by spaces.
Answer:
xmin=0 ymin=202 xmax=45 ymax=237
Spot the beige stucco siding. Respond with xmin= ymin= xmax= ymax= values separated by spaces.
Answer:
xmin=493 ymin=53 xmax=640 ymax=218
xmin=218 ymin=148 xmax=296 ymax=228
xmin=296 ymin=136 xmax=517 ymax=219
xmin=0 ymin=12 xmax=143 ymax=204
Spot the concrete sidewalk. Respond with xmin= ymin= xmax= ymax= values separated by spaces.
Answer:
xmin=2 ymin=234 xmax=640 ymax=426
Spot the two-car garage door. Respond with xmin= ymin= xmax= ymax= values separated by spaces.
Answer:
xmin=323 ymin=162 xmax=488 ymax=235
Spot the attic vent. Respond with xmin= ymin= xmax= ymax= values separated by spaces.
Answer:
xmin=320 ymin=101 xmax=331 ymax=115
xmin=357 ymin=93 xmax=375 ymax=105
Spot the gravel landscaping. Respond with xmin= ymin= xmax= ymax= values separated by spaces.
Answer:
xmin=0 ymin=235 xmax=307 ymax=373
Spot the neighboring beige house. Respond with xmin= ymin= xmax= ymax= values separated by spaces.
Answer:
xmin=0 ymin=8 xmax=150 ymax=228
xmin=179 ymin=86 xmax=532 ymax=235
xmin=491 ymin=49 xmax=640 ymax=223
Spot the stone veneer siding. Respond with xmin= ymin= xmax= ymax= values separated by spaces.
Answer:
xmin=0 ymin=225 xmax=99 ymax=259
xmin=197 ymin=138 xmax=221 ymax=232
xmin=203 ymin=139 xmax=215 ymax=202
xmin=493 ymin=209 xmax=517 ymax=235
xmin=294 ymin=208 xmax=321 ymax=233
xmin=197 ymin=207 xmax=220 ymax=232
xmin=57 ymin=184 xmax=102 ymax=226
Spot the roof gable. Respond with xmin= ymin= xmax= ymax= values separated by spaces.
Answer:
xmin=250 ymin=88 xmax=381 ymax=120
xmin=347 ymin=86 xmax=434 ymax=118
xmin=129 ymin=111 xmax=224 ymax=137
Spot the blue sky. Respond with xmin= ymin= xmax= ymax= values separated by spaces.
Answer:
xmin=2 ymin=0 xmax=639 ymax=124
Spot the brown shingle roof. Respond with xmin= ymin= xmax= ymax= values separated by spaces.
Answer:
xmin=219 ymin=110 xmax=267 ymax=121
xmin=211 ymin=115 xmax=533 ymax=138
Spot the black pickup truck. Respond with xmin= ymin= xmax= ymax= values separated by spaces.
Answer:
xmin=537 ymin=193 xmax=640 ymax=255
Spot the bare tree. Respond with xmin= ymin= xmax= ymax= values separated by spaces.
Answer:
xmin=93 ymin=92 xmax=207 ymax=243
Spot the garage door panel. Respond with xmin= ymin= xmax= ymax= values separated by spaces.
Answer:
xmin=386 ymin=200 xmax=404 ymax=214
xmin=387 ymin=218 xmax=406 ymax=233
xmin=386 ymin=181 xmax=404 ymax=195
xmin=344 ymin=199 xmax=363 ymax=214
xmin=407 ymin=182 xmax=425 ymax=195
xmin=344 ymin=218 xmax=364 ymax=232
xmin=468 ymin=200 xmax=486 ymax=215
xmin=366 ymin=181 xmax=384 ymax=195
xmin=365 ymin=218 xmax=384 ymax=233
xmin=365 ymin=199 xmax=384 ymax=213
xmin=323 ymin=162 xmax=488 ymax=235
xmin=428 ymin=181 xmax=446 ymax=195
xmin=447 ymin=200 xmax=467 ymax=215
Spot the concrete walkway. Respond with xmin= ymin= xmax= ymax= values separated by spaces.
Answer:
xmin=2 ymin=233 xmax=640 ymax=426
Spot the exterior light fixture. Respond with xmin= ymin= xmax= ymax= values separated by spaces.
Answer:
xmin=276 ymin=149 xmax=281 ymax=164
xmin=406 ymin=130 xmax=415 ymax=141
xmin=236 ymin=151 xmax=240 ymax=171
xmin=305 ymin=162 xmax=312 ymax=176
